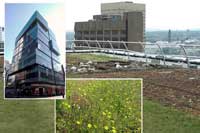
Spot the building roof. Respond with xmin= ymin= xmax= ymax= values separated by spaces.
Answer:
xmin=101 ymin=1 xmax=145 ymax=16
xmin=16 ymin=11 xmax=48 ymax=43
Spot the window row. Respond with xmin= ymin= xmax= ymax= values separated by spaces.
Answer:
xmin=36 ymin=49 xmax=52 ymax=69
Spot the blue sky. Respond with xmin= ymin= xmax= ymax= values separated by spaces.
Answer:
xmin=5 ymin=3 xmax=65 ymax=65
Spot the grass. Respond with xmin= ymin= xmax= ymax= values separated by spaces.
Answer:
xmin=67 ymin=53 xmax=124 ymax=64
xmin=56 ymin=80 xmax=142 ymax=133
xmin=0 ymin=80 xmax=54 ymax=133
xmin=144 ymin=99 xmax=200 ymax=133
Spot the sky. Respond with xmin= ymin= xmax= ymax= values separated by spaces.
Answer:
xmin=1 ymin=0 xmax=200 ymax=31
xmin=65 ymin=0 xmax=200 ymax=31
xmin=1 ymin=0 xmax=200 ymax=61
xmin=4 ymin=2 xmax=65 ymax=66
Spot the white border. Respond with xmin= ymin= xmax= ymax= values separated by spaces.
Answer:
xmin=54 ymin=99 xmax=56 ymax=133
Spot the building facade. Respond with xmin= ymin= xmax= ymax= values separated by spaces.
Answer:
xmin=7 ymin=11 xmax=65 ymax=96
xmin=0 ymin=27 xmax=4 ymax=54
xmin=0 ymin=27 xmax=4 ymax=74
xmin=74 ymin=1 xmax=145 ymax=52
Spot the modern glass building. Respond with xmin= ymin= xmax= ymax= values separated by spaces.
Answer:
xmin=7 ymin=11 xmax=65 ymax=96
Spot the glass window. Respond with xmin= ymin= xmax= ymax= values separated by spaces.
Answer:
xmin=38 ymin=65 xmax=54 ymax=83
xmin=15 ymin=71 xmax=25 ymax=81
xmin=90 ymin=31 xmax=95 ymax=35
xmin=97 ymin=37 xmax=103 ymax=40
xmin=26 ymin=72 xmax=38 ymax=79
xmin=23 ymin=53 xmax=36 ymax=67
xmin=17 ymin=36 xmax=24 ymax=46
xmin=53 ymin=60 xmax=61 ymax=72
xmin=84 ymin=31 xmax=89 ymax=34
xmin=120 ymin=30 xmax=126 ymax=35
xmin=38 ymin=30 xmax=49 ymax=45
xmin=52 ymin=39 xmax=59 ymax=52
xmin=36 ymin=49 xmax=52 ymax=69
xmin=52 ymin=52 xmax=60 ymax=62
xmin=97 ymin=31 xmax=103 ymax=35
xmin=27 ymin=66 xmax=38 ymax=73
xmin=26 ymin=25 xmax=37 ymax=43
xmin=36 ymin=49 xmax=51 ymax=62
xmin=55 ymin=72 xmax=64 ymax=83
xmin=38 ymin=23 xmax=49 ymax=37
xmin=112 ymin=30 xmax=119 ymax=35
xmin=112 ymin=37 xmax=118 ymax=41
xmin=104 ymin=30 xmax=110 ymax=35
xmin=49 ymin=29 xmax=56 ymax=41
xmin=38 ymin=40 xmax=51 ymax=56
xmin=104 ymin=37 xmax=110 ymax=41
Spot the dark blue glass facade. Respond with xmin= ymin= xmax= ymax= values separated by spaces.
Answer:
xmin=7 ymin=11 xmax=65 ymax=96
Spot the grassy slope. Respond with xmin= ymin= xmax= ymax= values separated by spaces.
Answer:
xmin=0 ymin=81 xmax=54 ymax=133
xmin=144 ymin=99 xmax=200 ymax=133
xmin=67 ymin=53 xmax=124 ymax=64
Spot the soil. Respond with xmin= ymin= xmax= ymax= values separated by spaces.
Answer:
xmin=67 ymin=69 xmax=200 ymax=115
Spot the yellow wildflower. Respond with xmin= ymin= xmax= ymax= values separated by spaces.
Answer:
xmin=104 ymin=126 xmax=109 ymax=130
xmin=112 ymin=129 xmax=117 ymax=133
xmin=76 ymin=121 xmax=81 ymax=125
xmin=87 ymin=123 xmax=92 ymax=129
xmin=102 ymin=112 xmax=106 ymax=116
xmin=94 ymin=124 xmax=97 ymax=128
xmin=63 ymin=103 xmax=71 ymax=109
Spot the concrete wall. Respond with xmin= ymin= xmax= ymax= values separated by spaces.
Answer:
xmin=74 ymin=2 xmax=145 ymax=52
xmin=101 ymin=2 xmax=145 ymax=16
xmin=127 ymin=12 xmax=144 ymax=52
xmin=75 ymin=19 xmax=126 ymax=41
xmin=101 ymin=1 xmax=146 ymax=42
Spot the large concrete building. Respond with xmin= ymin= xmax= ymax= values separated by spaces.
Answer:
xmin=74 ymin=1 xmax=145 ymax=52
xmin=6 ymin=11 xmax=65 ymax=97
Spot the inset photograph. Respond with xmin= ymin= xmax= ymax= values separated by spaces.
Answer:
xmin=56 ymin=79 xmax=142 ymax=132
xmin=5 ymin=3 xmax=65 ymax=99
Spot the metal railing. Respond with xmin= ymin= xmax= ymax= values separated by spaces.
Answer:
xmin=66 ymin=40 xmax=200 ymax=68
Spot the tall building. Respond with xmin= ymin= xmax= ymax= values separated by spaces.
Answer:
xmin=168 ymin=29 xmax=171 ymax=43
xmin=0 ymin=27 xmax=4 ymax=53
xmin=0 ymin=27 xmax=3 ymax=41
xmin=7 ymin=11 xmax=65 ymax=96
xmin=0 ymin=27 xmax=3 ymax=75
xmin=74 ymin=1 xmax=145 ymax=52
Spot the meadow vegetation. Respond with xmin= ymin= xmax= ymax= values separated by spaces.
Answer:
xmin=57 ymin=80 xmax=141 ymax=133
